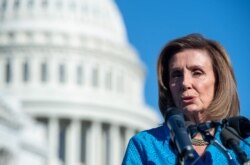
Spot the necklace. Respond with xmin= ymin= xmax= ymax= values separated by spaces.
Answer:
xmin=191 ymin=138 xmax=209 ymax=146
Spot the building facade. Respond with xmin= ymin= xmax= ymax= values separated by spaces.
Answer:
xmin=0 ymin=0 xmax=159 ymax=165
xmin=0 ymin=93 xmax=47 ymax=165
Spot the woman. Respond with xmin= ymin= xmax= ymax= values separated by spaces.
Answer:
xmin=122 ymin=34 xmax=250 ymax=164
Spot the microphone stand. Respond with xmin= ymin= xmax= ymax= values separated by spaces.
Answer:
xmin=176 ymin=154 xmax=184 ymax=165
xmin=172 ymin=139 xmax=195 ymax=165
xmin=229 ymin=140 xmax=250 ymax=165
xmin=176 ymin=152 xmax=195 ymax=165
xmin=222 ymin=127 xmax=250 ymax=165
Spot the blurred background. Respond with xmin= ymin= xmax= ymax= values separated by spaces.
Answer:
xmin=0 ymin=0 xmax=249 ymax=165
xmin=0 ymin=0 xmax=159 ymax=165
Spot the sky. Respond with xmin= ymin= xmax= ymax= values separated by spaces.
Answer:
xmin=115 ymin=0 xmax=250 ymax=118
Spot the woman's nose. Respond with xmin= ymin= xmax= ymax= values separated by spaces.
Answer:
xmin=182 ymin=74 xmax=192 ymax=90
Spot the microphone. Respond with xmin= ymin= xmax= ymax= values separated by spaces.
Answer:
xmin=223 ymin=116 xmax=250 ymax=138
xmin=165 ymin=107 xmax=195 ymax=161
xmin=220 ymin=127 xmax=250 ymax=165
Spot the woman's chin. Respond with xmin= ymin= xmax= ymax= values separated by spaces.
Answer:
xmin=182 ymin=105 xmax=202 ymax=113
xmin=182 ymin=105 xmax=205 ymax=121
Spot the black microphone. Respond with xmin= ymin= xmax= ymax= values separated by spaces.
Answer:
xmin=220 ymin=127 xmax=250 ymax=165
xmin=224 ymin=116 xmax=250 ymax=138
xmin=165 ymin=107 xmax=195 ymax=161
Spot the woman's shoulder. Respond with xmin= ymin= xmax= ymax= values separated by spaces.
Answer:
xmin=123 ymin=124 xmax=176 ymax=164
xmin=240 ymin=136 xmax=250 ymax=154
xmin=131 ymin=124 xmax=170 ymax=144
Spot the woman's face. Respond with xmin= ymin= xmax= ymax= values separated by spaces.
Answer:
xmin=168 ymin=49 xmax=215 ymax=119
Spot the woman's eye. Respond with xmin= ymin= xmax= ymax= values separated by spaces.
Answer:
xmin=193 ymin=70 xmax=203 ymax=76
xmin=171 ymin=71 xmax=182 ymax=78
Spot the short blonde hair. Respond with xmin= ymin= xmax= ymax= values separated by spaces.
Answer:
xmin=157 ymin=34 xmax=239 ymax=121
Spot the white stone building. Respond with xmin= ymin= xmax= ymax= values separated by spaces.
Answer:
xmin=0 ymin=93 xmax=47 ymax=165
xmin=0 ymin=0 xmax=159 ymax=165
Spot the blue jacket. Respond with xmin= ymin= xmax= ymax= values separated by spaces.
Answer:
xmin=122 ymin=124 xmax=250 ymax=165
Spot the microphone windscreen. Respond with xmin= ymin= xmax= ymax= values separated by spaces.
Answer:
xmin=220 ymin=127 xmax=240 ymax=148
xmin=164 ymin=107 xmax=182 ymax=120
xmin=226 ymin=116 xmax=250 ymax=138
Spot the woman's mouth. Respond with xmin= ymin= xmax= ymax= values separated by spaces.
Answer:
xmin=181 ymin=96 xmax=195 ymax=105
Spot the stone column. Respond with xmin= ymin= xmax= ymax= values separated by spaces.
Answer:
xmin=66 ymin=119 xmax=80 ymax=165
xmin=19 ymin=0 xmax=26 ymax=14
xmin=33 ymin=0 xmax=41 ymax=15
xmin=85 ymin=62 xmax=92 ymax=92
xmin=48 ymin=117 xmax=60 ymax=165
xmin=5 ymin=0 xmax=14 ymax=17
xmin=66 ymin=59 xmax=75 ymax=89
xmin=87 ymin=121 xmax=102 ymax=165
xmin=30 ymin=57 xmax=39 ymax=87
xmin=0 ymin=58 xmax=4 ymax=87
xmin=49 ymin=56 xmax=57 ymax=87
xmin=110 ymin=124 xmax=121 ymax=165
xmin=12 ymin=57 xmax=21 ymax=88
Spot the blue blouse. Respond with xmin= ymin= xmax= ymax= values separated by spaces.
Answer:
xmin=122 ymin=124 xmax=250 ymax=165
